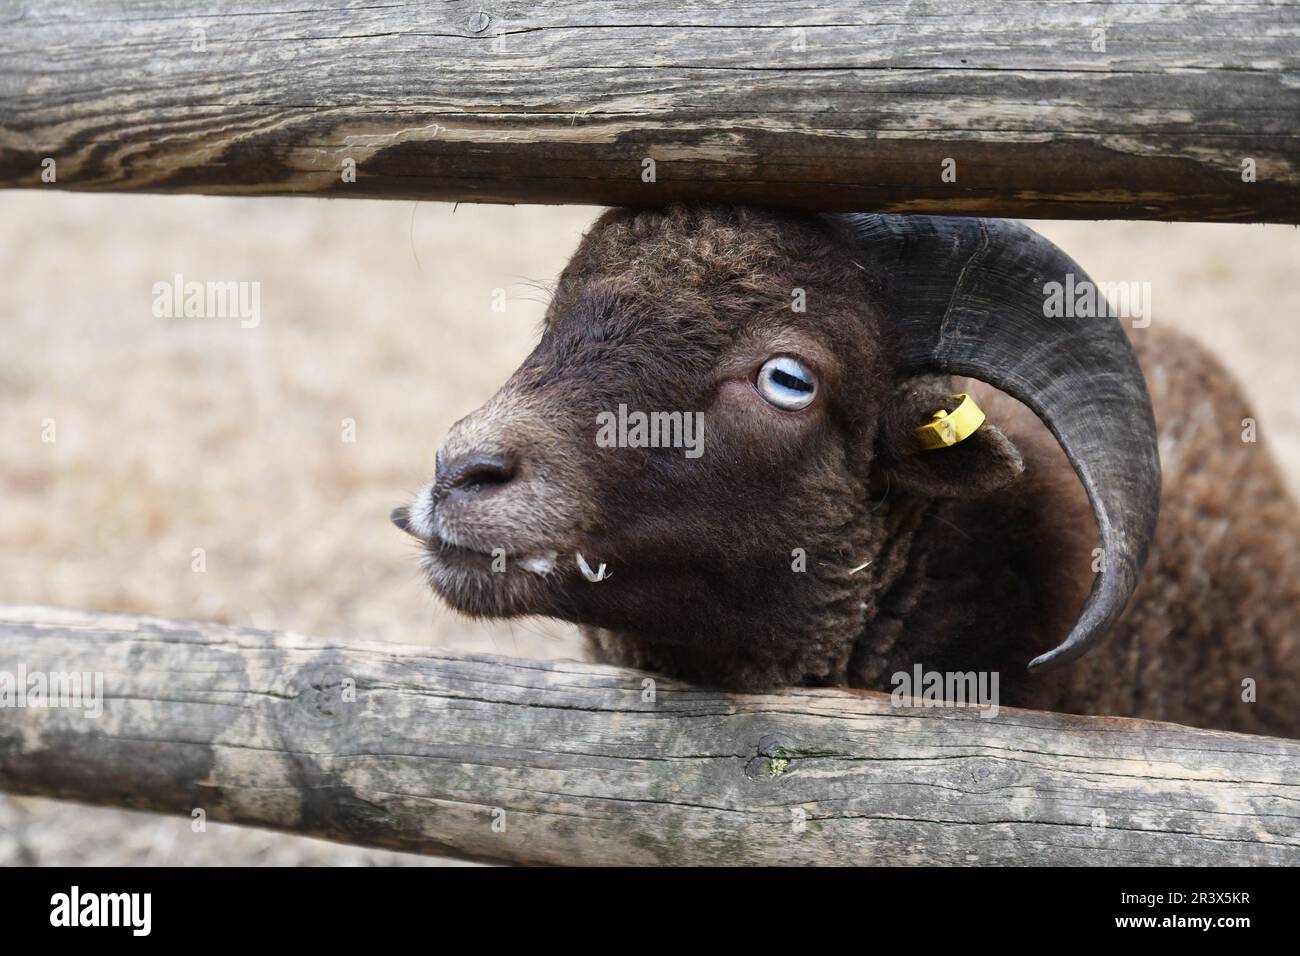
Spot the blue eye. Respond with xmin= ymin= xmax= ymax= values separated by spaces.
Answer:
xmin=756 ymin=356 xmax=817 ymax=410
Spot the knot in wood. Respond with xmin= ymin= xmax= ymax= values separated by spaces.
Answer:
xmin=285 ymin=663 xmax=356 ymax=728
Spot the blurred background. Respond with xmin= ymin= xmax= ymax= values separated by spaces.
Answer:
xmin=1 ymin=192 xmax=1297 ymax=863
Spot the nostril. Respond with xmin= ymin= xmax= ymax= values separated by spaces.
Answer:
xmin=445 ymin=453 xmax=517 ymax=495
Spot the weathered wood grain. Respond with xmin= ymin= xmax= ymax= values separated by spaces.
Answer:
xmin=1 ymin=604 xmax=1297 ymax=865
xmin=0 ymin=1 xmax=1296 ymax=220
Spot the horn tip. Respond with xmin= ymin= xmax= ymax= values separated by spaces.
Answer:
xmin=1027 ymin=648 xmax=1067 ymax=673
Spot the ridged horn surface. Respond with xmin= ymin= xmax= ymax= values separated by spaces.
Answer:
xmin=840 ymin=214 xmax=1161 ymax=671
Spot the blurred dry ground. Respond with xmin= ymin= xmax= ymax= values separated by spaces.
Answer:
xmin=1 ymin=192 xmax=1297 ymax=864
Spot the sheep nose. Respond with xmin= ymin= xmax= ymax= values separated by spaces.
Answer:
xmin=438 ymin=451 xmax=517 ymax=497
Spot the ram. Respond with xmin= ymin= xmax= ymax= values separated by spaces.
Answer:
xmin=393 ymin=206 xmax=1300 ymax=738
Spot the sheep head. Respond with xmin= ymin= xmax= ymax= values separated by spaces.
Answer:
xmin=394 ymin=206 xmax=1160 ymax=687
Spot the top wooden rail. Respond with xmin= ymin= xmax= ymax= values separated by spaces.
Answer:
xmin=1 ymin=1 xmax=1298 ymax=221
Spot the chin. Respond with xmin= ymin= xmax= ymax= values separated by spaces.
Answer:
xmin=420 ymin=541 xmax=565 ymax=619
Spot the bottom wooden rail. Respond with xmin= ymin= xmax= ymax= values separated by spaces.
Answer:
xmin=0 ymin=604 xmax=1296 ymax=865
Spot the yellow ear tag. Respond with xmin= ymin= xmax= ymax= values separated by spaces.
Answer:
xmin=913 ymin=393 xmax=986 ymax=451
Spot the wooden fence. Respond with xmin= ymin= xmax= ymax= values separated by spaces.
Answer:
xmin=2 ymin=605 xmax=1297 ymax=865
xmin=1 ymin=0 xmax=1297 ymax=219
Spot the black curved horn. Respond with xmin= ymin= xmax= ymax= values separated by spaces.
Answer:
xmin=839 ymin=214 xmax=1161 ymax=672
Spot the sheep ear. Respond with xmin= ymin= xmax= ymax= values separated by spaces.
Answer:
xmin=876 ymin=376 xmax=1023 ymax=498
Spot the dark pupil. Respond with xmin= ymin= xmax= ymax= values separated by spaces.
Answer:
xmin=772 ymin=368 xmax=812 ymax=393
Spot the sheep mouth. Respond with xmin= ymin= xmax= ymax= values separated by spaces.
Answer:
xmin=417 ymin=537 xmax=589 ymax=620
xmin=392 ymin=503 xmax=611 ymax=617
xmin=423 ymin=538 xmax=561 ymax=577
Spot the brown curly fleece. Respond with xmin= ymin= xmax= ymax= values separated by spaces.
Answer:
xmin=577 ymin=208 xmax=1299 ymax=736
xmin=420 ymin=205 xmax=1300 ymax=738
